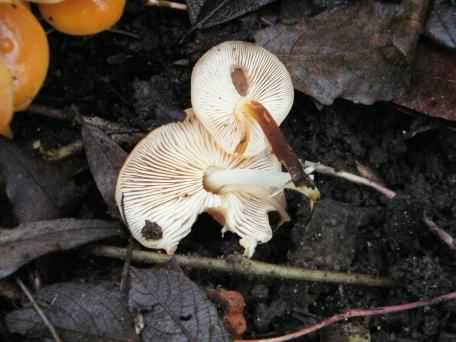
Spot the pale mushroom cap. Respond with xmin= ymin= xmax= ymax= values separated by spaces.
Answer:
xmin=115 ymin=118 xmax=288 ymax=256
xmin=191 ymin=41 xmax=294 ymax=156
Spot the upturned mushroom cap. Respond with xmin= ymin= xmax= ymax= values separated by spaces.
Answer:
xmin=39 ymin=0 xmax=126 ymax=36
xmin=191 ymin=41 xmax=294 ymax=156
xmin=0 ymin=59 xmax=14 ymax=137
xmin=115 ymin=118 xmax=288 ymax=257
xmin=0 ymin=3 xmax=49 ymax=110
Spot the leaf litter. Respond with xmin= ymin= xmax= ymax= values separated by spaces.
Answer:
xmin=6 ymin=266 xmax=229 ymax=342
xmin=255 ymin=0 xmax=430 ymax=105
xmin=2 ymin=1 xmax=456 ymax=341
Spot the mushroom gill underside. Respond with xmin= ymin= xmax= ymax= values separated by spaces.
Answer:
xmin=115 ymin=119 xmax=289 ymax=257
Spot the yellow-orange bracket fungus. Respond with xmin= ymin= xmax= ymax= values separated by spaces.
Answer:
xmin=0 ymin=3 xmax=49 ymax=111
xmin=39 ymin=0 xmax=126 ymax=36
xmin=0 ymin=59 xmax=14 ymax=137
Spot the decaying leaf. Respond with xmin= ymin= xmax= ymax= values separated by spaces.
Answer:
xmin=425 ymin=0 xmax=456 ymax=49
xmin=187 ymin=0 xmax=275 ymax=29
xmin=0 ymin=218 xmax=124 ymax=279
xmin=129 ymin=267 xmax=230 ymax=342
xmin=82 ymin=123 xmax=127 ymax=215
xmin=0 ymin=139 xmax=81 ymax=223
xmin=5 ymin=282 xmax=137 ymax=342
xmin=394 ymin=43 xmax=456 ymax=121
xmin=255 ymin=0 xmax=430 ymax=105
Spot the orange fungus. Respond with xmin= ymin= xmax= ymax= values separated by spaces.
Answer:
xmin=0 ymin=59 xmax=14 ymax=137
xmin=39 ymin=0 xmax=126 ymax=36
xmin=0 ymin=3 xmax=49 ymax=111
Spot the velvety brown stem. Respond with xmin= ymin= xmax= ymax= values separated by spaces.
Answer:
xmin=247 ymin=101 xmax=314 ymax=188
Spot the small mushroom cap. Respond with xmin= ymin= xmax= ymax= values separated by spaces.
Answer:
xmin=191 ymin=41 xmax=294 ymax=156
xmin=0 ymin=3 xmax=49 ymax=110
xmin=38 ymin=0 xmax=126 ymax=36
xmin=0 ymin=59 xmax=14 ymax=137
xmin=116 ymin=118 xmax=288 ymax=256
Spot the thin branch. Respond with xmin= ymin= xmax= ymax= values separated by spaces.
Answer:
xmin=119 ymin=238 xmax=134 ymax=293
xmin=303 ymin=160 xmax=397 ymax=199
xmin=145 ymin=0 xmax=187 ymax=10
xmin=235 ymin=290 xmax=456 ymax=342
xmin=89 ymin=245 xmax=394 ymax=288
xmin=35 ymin=132 xmax=143 ymax=160
xmin=15 ymin=277 xmax=63 ymax=342
xmin=424 ymin=213 xmax=456 ymax=251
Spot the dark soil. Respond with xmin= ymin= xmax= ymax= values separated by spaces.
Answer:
xmin=6 ymin=2 xmax=456 ymax=341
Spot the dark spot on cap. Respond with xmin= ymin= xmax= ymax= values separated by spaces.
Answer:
xmin=231 ymin=67 xmax=248 ymax=96
xmin=141 ymin=220 xmax=163 ymax=240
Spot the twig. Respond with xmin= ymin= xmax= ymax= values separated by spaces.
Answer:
xmin=145 ymin=0 xmax=187 ymax=10
xmin=27 ymin=104 xmax=135 ymax=132
xmin=235 ymin=290 xmax=456 ymax=342
xmin=35 ymin=132 xmax=144 ymax=160
xmin=423 ymin=213 xmax=456 ymax=251
xmin=15 ymin=277 xmax=63 ymax=342
xmin=303 ymin=160 xmax=397 ymax=199
xmin=119 ymin=238 xmax=134 ymax=292
xmin=90 ymin=245 xmax=394 ymax=288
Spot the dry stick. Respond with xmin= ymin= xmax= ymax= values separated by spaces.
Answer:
xmin=423 ymin=213 xmax=456 ymax=251
xmin=235 ymin=290 xmax=456 ymax=342
xmin=37 ymin=132 xmax=144 ymax=160
xmin=303 ymin=160 xmax=397 ymax=199
xmin=90 ymin=245 xmax=394 ymax=288
xmin=15 ymin=277 xmax=63 ymax=342
xmin=119 ymin=239 xmax=134 ymax=292
xmin=247 ymin=101 xmax=314 ymax=189
xmin=145 ymin=0 xmax=187 ymax=10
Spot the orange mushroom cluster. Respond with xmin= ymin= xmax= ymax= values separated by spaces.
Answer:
xmin=0 ymin=0 xmax=126 ymax=137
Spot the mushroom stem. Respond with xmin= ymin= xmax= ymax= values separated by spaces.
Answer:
xmin=238 ymin=100 xmax=315 ymax=190
xmin=204 ymin=167 xmax=320 ymax=203
xmin=204 ymin=168 xmax=291 ymax=193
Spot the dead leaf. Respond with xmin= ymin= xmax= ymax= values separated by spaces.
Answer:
xmin=0 ymin=138 xmax=81 ymax=223
xmin=255 ymin=0 xmax=430 ymax=105
xmin=425 ymin=0 xmax=456 ymax=49
xmin=187 ymin=0 xmax=275 ymax=29
xmin=394 ymin=43 xmax=456 ymax=121
xmin=5 ymin=282 xmax=137 ymax=342
xmin=0 ymin=218 xmax=124 ymax=279
xmin=129 ymin=267 xmax=230 ymax=342
xmin=82 ymin=123 xmax=127 ymax=215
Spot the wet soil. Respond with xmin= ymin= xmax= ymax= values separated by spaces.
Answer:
xmin=8 ymin=3 xmax=456 ymax=341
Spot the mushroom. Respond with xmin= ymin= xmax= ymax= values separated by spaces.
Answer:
xmin=116 ymin=118 xmax=317 ymax=257
xmin=0 ymin=59 xmax=14 ymax=137
xmin=191 ymin=41 xmax=294 ymax=157
xmin=191 ymin=40 xmax=317 ymax=194
xmin=0 ymin=2 xmax=49 ymax=111
xmin=38 ymin=0 xmax=126 ymax=36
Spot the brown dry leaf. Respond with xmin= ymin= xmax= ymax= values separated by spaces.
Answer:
xmin=394 ymin=43 xmax=456 ymax=121
xmin=6 ymin=282 xmax=137 ymax=342
xmin=129 ymin=267 xmax=230 ymax=342
xmin=0 ymin=219 xmax=124 ymax=279
xmin=82 ymin=123 xmax=127 ymax=216
xmin=0 ymin=139 xmax=82 ymax=223
xmin=425 ymin=0 xmax=456 ymax=49
xmin=255 ymin=0 xmax=430 ymax=105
